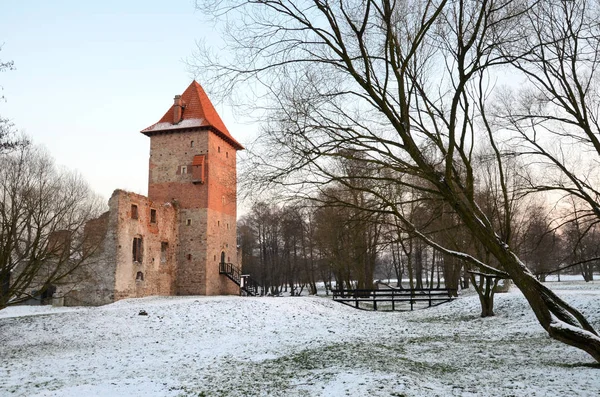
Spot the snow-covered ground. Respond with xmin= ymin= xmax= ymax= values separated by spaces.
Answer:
xmin=1 ymin=280 xmax=599 ymax=397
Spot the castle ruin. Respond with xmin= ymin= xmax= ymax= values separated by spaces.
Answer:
xmin=62 ymin=81 xmax=243 ymax=305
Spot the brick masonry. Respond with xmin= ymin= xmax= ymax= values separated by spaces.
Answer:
xmin=61 ymin=81 xmax=242 ymax=305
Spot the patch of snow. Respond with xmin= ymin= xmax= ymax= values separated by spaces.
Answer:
xmin=143 ymin=118 xmax=205 ymax=132
xmin=1 ymin=282 xmax=599 ymax=396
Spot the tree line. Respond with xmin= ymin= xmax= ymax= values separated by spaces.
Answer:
xmin=239 ymin=154 xmax=599 ymax=301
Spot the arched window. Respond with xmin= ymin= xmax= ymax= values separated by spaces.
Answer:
xmin=220 ymin=251 xmax=226 ymax=264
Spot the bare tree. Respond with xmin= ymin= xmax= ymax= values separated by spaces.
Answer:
xmin=0 ymin=141 xmax=104 ymax=308
xmin=497 ymin=1 xmax=600 ymax=244
xmin=0 ymin=44 xmax=25 ymax=153
xmin=519 ymin=205 xmax=562 ymax=282
xmin=562 ymin=198 xmax=600 ymax=282
xmin=194 ymin=0 xmax=600 ymax=361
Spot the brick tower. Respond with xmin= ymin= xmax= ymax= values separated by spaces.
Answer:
xmin=141 ymin=81 xmax=243 ymax=295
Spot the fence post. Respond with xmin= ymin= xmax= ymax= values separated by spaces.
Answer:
xmin=373 ymin=291 xmax=377 ymax=311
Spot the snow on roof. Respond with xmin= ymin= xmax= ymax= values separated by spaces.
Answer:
xmin=140 ymin=80 xmax=244 ymax=150
xmin=141 ymin=118 xmax=206 ymax=132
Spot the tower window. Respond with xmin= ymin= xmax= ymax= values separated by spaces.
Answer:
xmin=131 ymin=204 xmax=138 ymax=220
xmin=187 ymin=254 xmax=192 ymax=261
xmin=186 ymin=219 xmax=192 ymax=226
xmin=218 ymin=221 xmax=220 ymax=227
xmin=190 ymin=140 xmax=194 ymax=147
xmin=218 ymin=146 xmax=221 ymax=153
xmin=181 ymin=165 xmax=188 ymax=174
xmin=136 ymin=271 xmax=144 ymax=281
xmin=226 ymin=152 xmax=229 ymax=158
xmin=150 ymin=209 xmax=157 ymax=223
xmin=133 ymin=237 xmax=143 ymax=263
xmin=161 ymin=242 xmax=168 ymax=264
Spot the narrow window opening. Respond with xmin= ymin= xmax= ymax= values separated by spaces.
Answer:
xmin=220 ymin=251 xmax=226 ymax=264
xmin=214 ymin=255 xmax=217 ymax=261
xmin=150 ymin=209 xmax=157 ymax=223
xmin=218 ymin=146 xmax=221 ymax=153
xmin=218 ymin=220 xmax=220 ymax=227
xmin=136 ymin=271 xmax=144 ymax=281
xmin=181 ymin=165 xmax=188 ymax=174
xmin=226 ymin=152 xmax=229 ymax=158
xmin=131 ymin=204 xmax=138 ymax=220
xmin=187 ymin=254 xmax=192 ymax=261
xmin=132 ymin=237 xmax=143 ymax=263
xmin=186 ymin=219 xmax=192 ymax=226
xmin=161 ymin=242 xmax=168 ymax=264
xmin=190 ymin=140 xmax=194 ymax=147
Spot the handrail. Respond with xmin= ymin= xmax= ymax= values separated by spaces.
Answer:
xmin=218 ymin=262 xmax=261 ymax=296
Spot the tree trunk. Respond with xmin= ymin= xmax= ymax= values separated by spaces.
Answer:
xmin=442 ymin=255 xmax=461 ymax=297
xmin=446 ymin=188 xmax=600 ymax=362
xmin=471 ymin=273 xmax=499 ymax=317
xmin=415 ymin=247 xmax=423 ymax=289
xmin=0 ymin=269 xmax=10 ymax=309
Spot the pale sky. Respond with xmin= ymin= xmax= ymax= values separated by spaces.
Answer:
xmin=0 ymin=0 xmax=253 ymax=203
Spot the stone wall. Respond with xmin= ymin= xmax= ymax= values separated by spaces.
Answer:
xmin=62 ymin=201 xmax=116 ymax=306
xmin=112 ymin=190 xmax=178 ymax=300
xmin=63 ymin=189 xmax=178 ymax=305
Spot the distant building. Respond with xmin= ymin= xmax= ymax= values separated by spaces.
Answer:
xmin=60 ymin=81 xmax=243 ymax=305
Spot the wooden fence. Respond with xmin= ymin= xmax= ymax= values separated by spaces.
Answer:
xmin=331 ymin=287 xmax=458 ymax=311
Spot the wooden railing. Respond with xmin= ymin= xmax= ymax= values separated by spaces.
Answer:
xmin=218 ymin=262 xmax=261 ymax=296
xmin=331 ymin=287 xmax=457 ymax=311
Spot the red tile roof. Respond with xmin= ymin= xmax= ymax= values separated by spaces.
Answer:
xmin=141 ymin=81 xmax=244 ymax=150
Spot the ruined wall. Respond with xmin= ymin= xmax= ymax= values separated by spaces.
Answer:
xmin=62 ymin=207 xmax=116 ymax=306
xmin=112 ymin=190 xmax=178 ymax=300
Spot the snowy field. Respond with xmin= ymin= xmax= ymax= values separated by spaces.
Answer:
xmin=1 ymin=280 xmax=599 ymax=397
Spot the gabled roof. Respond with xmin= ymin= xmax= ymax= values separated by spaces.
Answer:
xmin=141 ymin=81 xmax=244 ymax=150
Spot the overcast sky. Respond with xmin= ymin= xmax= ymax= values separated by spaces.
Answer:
xmin=0 ymin=0 xmax=252 ymax=202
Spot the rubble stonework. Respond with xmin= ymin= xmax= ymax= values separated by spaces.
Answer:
xmin=62 ymin=81 xmax=243 ymax=305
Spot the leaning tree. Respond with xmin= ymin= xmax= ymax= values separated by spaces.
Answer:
xmin=193 ymin=0 xmax=600 ymax=361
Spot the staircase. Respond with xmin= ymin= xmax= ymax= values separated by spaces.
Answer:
xmin=219 ymin=262 xmax=261 ymax=296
